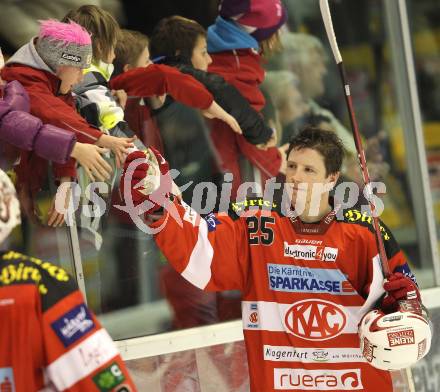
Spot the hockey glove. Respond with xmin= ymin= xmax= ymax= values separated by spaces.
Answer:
xmin=120 ymin=148 xmax=172 ymax=214
xmin=382 ymin=272 xmax=421 ymax=314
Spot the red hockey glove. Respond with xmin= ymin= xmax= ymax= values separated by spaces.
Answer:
xmin=381 ymin=272 xmax=421 ymax=314
xmin=120 ymin=148 xmax=172 ymax=214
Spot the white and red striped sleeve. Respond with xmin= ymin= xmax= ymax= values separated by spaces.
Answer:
xmin=152 ymin=199 xmax=251 ymax=292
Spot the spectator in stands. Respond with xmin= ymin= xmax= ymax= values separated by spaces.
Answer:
xmin=266 ymin=31 xmax=389 ymax=183
xmin=261 ymin=70 xmax=311 ymax=145
xmin=113 ymin=30 xmax=163 ymax=151
xmin=149 ymin=16 xmax=275 ymax=146
xmin=266 ymin=31 xmax=357 ymax=154
xmin=65 ymin=6 xmax=242 ymax=143
xmin=206 ymin=0 xmax=289 ymax=198
xmin=1 ymin=20 xmax=134 ymax=226
xmin=0 ymin=46 xmax=112 ymax=177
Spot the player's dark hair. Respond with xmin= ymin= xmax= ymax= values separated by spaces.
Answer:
xmin=149 ymin=15 xmax=206 ymax=61
xmin=287 ymin=126 xmax=345 ymax=176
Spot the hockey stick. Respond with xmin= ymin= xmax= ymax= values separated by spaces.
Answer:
xmin=319 ymin=0 xmax=391 ymax=278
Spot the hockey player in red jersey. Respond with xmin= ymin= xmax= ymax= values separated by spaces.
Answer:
xmin=120 ymin=126 xmax=431 ymax=391
xmin=0 ymin=169 xmax=136 ymax=391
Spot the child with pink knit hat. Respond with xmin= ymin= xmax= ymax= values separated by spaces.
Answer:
xmin=207 ymin=0 xmax=289 ymax=198
xmin=1 ymin=19 xmax=135 ymax=226
xmin=0 ymin=45 xmax=115 ymax=182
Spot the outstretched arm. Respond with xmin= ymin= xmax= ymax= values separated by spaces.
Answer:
xmin=120 ymin=149 xmax=251 ymax=291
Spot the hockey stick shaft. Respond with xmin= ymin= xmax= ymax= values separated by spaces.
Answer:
xmin=319 ymin=0 xmax=391 ymax=277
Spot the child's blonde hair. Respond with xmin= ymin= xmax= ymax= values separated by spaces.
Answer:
xmin=62 ymin=5 xmax=120 ymax=63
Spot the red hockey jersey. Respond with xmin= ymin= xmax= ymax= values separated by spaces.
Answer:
xmin=151 ymin=197 xmax=415 ymax=392
xmin=0 ymin=251 xmax=136 ymax=392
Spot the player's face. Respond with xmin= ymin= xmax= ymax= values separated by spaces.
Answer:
xmin=285 ymin=147 xmax=338 ymax=207
xmin=191 ymin=36 xmax=212 ymax=71
xmin=57 ymin=66 xmax=84 ymax=94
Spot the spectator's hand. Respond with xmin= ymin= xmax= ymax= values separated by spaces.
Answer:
xmin=147 ymin=95 xmax=167 ymax=110
xmin=257 ymin=129 xmax=277 ymax=150
xmin=97 ymin=134 xmax=136 ymax=169
xmin=202 ymin=101 xmax=242 ymax=135
xmin=47 ymin=177 xmax=72 ymax=227
xmin=120 ymin=148 xmax=172 ymax=214
xmin=17 ymin=183 xmax=42 ymax=225
xmin=71 ymin=142 xmax=113 ymax=182
xmin=278 ymin=144 xmax=289 ymax=175
xmin=111 ymin=89 xmax=128 ymax=109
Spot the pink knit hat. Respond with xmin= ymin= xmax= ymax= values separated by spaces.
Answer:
xmin=36 ymin=20 xmax=93 ymax=71
xmin=219 ymin=0 xmax=287 ymax=41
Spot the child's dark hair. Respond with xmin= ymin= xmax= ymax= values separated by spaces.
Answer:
xmin=149 ymin=15 xmax=206 ymax=61
xmin=62 ymin=5 xmax=120 ymax=63
xmin=287 ymin=126 xmax=345 ymax=175
xmin=113 ymin=29 xmax=149 ymax=77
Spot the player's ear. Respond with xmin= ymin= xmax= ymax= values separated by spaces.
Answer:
xmin=123 ymin=64 xmax=131 ymax=73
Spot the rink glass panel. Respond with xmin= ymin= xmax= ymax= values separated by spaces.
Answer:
xmin=406 ymin=0 xmax=440 ymax=276
xmin=4 ymin=172 xmax=77 ymax=277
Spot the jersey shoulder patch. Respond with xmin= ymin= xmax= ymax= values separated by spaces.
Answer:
xmin=341 ymin=209 xmax=391 ymax=240
xmin=0 ymin=251 xmax=78 ymax=311
xmin=341 ymin=209 xmax=400 ymax=258
xmin=229 ymin=197 xmax=280 ymax=219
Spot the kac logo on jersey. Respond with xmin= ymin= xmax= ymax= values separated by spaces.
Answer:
xmin=267 ymin=264 xmax=355 ymax=295
xmin=274 ymin=368 xmax=363 ymax=390
xmin=284 ymin=299 xmax=347 ymax=341
xmin=284 ymin=242 xmax=338 ymax=262
xmin=51 ymin=303 xmax=95 ymax=347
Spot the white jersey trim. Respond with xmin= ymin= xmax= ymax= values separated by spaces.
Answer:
xmin=46 ymin=328 xmax=119 ymax=390
xmin=181 ymin=217 xmax=214 ymax=289
xmin=358 ymin=254 xmax=386 ymax=314
xmin=263 ymin=345 xmax=366 ymax=363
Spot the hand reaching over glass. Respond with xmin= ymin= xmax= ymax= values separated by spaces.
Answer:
xmin=96 ymin=134 xmax=136 ymax=168
xmin=70 ymin=142 xmax=113 ymax=182
xmin=256 ymin=128 xmax=277 ymax=150
xmin=202 ymin=101 xmax=242 ymax=135
xmin=47 ymin=177 xmax=72 ymax=227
